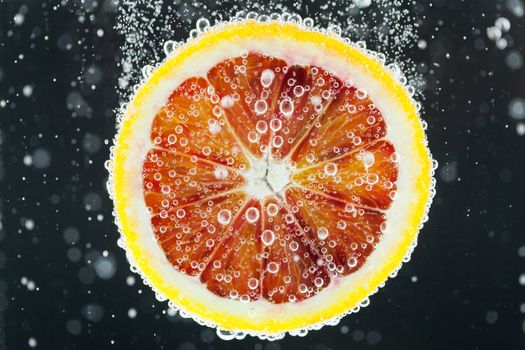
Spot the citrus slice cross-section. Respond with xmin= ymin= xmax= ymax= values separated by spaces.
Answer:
xmin=109 ymin=19 xmax=434 ymax=338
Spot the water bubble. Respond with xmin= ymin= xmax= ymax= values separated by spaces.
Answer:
xmin=246 ymin=207 xmax=260 ymax=223
xmin=362 ymin=151 xmax=375 ymax=170
xmin=254 ymin=99 xmax=268 ymax=114
xmin=163 ymin=40 xmax=178 ymax=56
xmin=355 ymin=88 xmax=367 ymax=99
xmin=317 ymin=227 xmax=329 ymax=240
xmin=303 ymin=17 xmax=315 ymax=27
xmin=214 ymin=167 xmax=228 ymax=180
xmin=141 ymin=65 xmax=154 ymax=78
xmin=260 ymin=69 xmax=275 ymax=88
xmin=28 ymin=337 xmax=37 ymax=348
xmin=221 ymin=95 xmax=235 ymax=108
xmin=196 ymin=18 xmax=210 ymax=33
xmin=267 ymin=203 xmax=279 ymax=216
xmin=128 ymin=308 xmax=137 ymax=319
xmin=279 ymin=98 xmax=294 ymax=117
xmin=314 ymin=277 xmax=324 ymax=287
xmin=270 ymin=118 xmax=282 ymax=131
xmin=256 ymin=120 xmax=268 ymax=133
xmin=248 ymin=278 xmax=259 ymax=290
xmin=248 ymin=131 xmax=258 ymax=143
xmin=347 ymin=257 xmax=358 ymax=268
xmin=261 ymin=229 xmax=275 ymax=246
xmin=327 ymin=24 xmax=342 ymax=36
xmin=267 ymin=261 xmax=279 ymax=273
xmin=217 ymin=209 xmax=232 ymax=225
xmin=353 ymin=0 xmax=372 ymax=8
xmin=324 ymin=162 xmax=338 ymax=176
xmin=272 ymin=135 xmax=284 ymax=148
xmin=509 ymin=98 xmax=525 ymax=120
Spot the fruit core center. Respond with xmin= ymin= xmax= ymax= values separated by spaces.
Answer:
xmin=244 ymin=157 xmax=291 ymax=199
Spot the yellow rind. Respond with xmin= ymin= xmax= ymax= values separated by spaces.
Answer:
xmin=111 ymin=20 xmax=433 ymax=334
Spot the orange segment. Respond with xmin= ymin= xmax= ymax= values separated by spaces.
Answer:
xmin=261 ymin=198 xmax=330 ymax=303
xmin=151 ymin=77 xmax=250 ymax=170
xmin=291 ymin=140 xmax=398 ymax=210
xmin=286 ymin=187 xmax=386 ymax=276
xmin=291 ymin=85 xmax=386 ymax=168
xmin=271 ymin=66 xmax=342 ymax=160
xmin=201 ymin=199 xmax=264 ymax=301
xmin=207 ymin=52 xmax=287 ymax=157
xmin=152 ymin=191 xmax=248 ymax=275
xmin=143 ymin=148 xmax=245 ymax=213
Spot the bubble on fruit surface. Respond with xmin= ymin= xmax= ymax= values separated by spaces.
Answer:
xmin=217 ymin=209 xmax=232 ymax=225
xmin=260 ymin=69 xmax=275 ymax=87
xmin=261 ymin=229 xmax=275 ymax=246
xmin=245 ymin=207 xmax=260 ymax=223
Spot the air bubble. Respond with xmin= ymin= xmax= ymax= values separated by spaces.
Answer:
xmin=261 ymin=229 xmax=275 ymax=246
xmin=260 ymin=69 xmax=275 ymax=87
xmin=303 ymin=17 xmax=315 ymax=27
xmin=256 ymin=120 xmax=268 ymax=133
xmin=221 ymin=95 xmax=235 ymax=108
xmin=362 ymin=151 xmax=375 ymax=170
xmin=324 ymin=162 xmax=338 ymax=176
xmin=279 ymin=98 xmax=294 ymax=117
xmin=254 ymin=99 xmax=268 ymax=114
xmin=267 ymin=261 xmax=279 ymax=273
xmin=217 ymin=209 xmax=232 ymax=225
xmin=317 ymin=227 xmax=329 ymax=240
xmin=196 ymin=18 xmax=211 ymax=33
xmin=267 ymin=203 xmax=279 ymax=216
xmin=246 ymin=207 xmax=260 ymax=223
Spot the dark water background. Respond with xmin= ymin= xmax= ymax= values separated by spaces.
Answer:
xmin=1 ymin=0 xmax=525 ymax=349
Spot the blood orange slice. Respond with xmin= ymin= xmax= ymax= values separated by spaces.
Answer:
xmin=109 ymin=19 xmax=435 ymax=338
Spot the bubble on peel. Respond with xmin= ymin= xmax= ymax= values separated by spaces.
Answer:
xmin=196 ymin=18 xmax=211 ymax=33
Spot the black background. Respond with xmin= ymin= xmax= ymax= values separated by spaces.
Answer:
xmin=1 ymin=0 xmax=525 ymax=349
